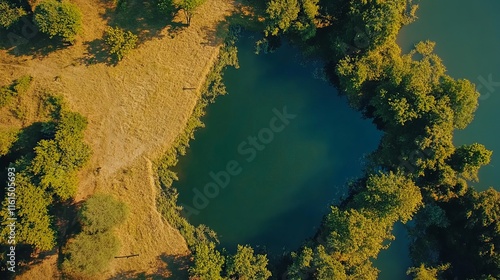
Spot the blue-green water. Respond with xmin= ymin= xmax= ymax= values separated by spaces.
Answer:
xmin=174 ymin=35 xmax=381 ymax=254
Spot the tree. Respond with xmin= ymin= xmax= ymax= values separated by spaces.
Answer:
xmin=34 ymin=0 xmax=82 ymax=43
xmin=0 ymin=0 xmax=26 ymax=29
xmin=407 ymin=264 xmax=450 ymax=280
xmin=449 ymin=143 xmax=492 ymax=181
xmin=352 ymin=171 xmax=423 ymax=223
xmin=188 ymin=242 xmax=224 ymax=280
xmin=79 ymin=194 xmax=128 ymax=234
xmin=322 ymin=207 xmax=394 ymax=267
xmin=265 ymin=0 xmax=300 ymax=36
xmin=0 ymin=128 xmax=19 ymax=156
xmin=0 ymin=172 xmax=55 ymax=251
xmin=178 ymin=0 xmax=205 ymax=26
xmin=226 ymin=244 xmax=272 ymax=280
xmin=104 ymin=27 xmax=138 ymax=61
xmin=31 ymin=111 xmax=91 ymax=200
xmin=62 ymin=231 xmax=120 ymax=276
xmin=440 ymin=76 xmax=479 ymax=129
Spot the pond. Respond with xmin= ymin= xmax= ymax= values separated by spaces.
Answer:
xmin=174 ymin=34 xmax=381 ymax=255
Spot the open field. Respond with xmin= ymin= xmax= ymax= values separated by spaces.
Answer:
xmin=1 ymin=0 xmax=235 ymax=278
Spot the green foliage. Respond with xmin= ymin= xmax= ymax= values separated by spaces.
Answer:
xmin=178 ymin=0 xmax=206 ymax=26
xmin=226 ymin=244 xmax=272 ymax=280
xmin=188 ymin=241 xmax=225 ymax=280
xmin=0 ymin=172 xmax=56 ymax=251
xmin=450 ymin=143 xmax=492 ymax=181
xmin=352 ymin=171 xmax=423 ymax=223
xmin=440 ymin=76 xmax=479 ymax=129
xmin=407 ymin=263 xmax=450 ymax=280
xmin=62 ymin=231 xmax=120 ymax=276
xmin=104 ymin=26 xmax=138 ymax=61
xmin=265 ymin=0 xmax=300 ymax=36
xmin=79 ymin=194 xmax=128 ymax=234
xmin=0 ymin=0 xmax=26 ymax=29
xmin=0 ymin=75 xmax=32 ymax=108
xmin=34 ymin=0 xmax=83 ymax=42
xmin=0 ymin=128 xmax=19 ymax=156
xmin=31 ymin=111 xmax=91 ymax=200
xmin=12 ymin=75 xmax=33 ymax=95
xmin=0 ymin=86 xmax=15 ymax=108
xmin=0 ymin=95 xmax=90 ymax=253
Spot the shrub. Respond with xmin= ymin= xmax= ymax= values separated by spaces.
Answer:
xmin=104 ymin=27 xmax=138 ymax=61
xmin=0 ymin=1 xmax=26 ymax=29
xmin=0 ymin=128 xmax=19 ymax=156
xmin=0 ymin=75 xmax=32 ymax=108
xmin=13 ymin=75 xmax=33 ymax=94
xmin=79 ymin=194 xmax=128 ymax=234
xmin=33 ymin=0 xmax=82 ymax=43
xmin=0 ymin=86 xmax=15 ymax=107
xmin=62 ymin=231 xmax=120 ymax=276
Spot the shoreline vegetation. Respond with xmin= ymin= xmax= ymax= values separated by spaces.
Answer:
xmin=156 ymin=0 xmax=498 ymax=279
xmin=0 ymin=0 xmax=498 ymax=279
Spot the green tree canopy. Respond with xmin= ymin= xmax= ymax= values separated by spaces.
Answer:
xmin=31 ymin=111 xmax=91 ymax=200
xmin=0 ymin=172 xmax=55 ymax=251
xmin=104 ymin=27 xmax=138 ymax=61
xmin=450 ymin=143 xmax=492 ymax=182
xmin=0 ymin=0 xmax=26 ymax=29
xmin=79 ymin=194 xmax=128 ymax=234
xmin=226 ymin=244 xmax=272 ymax=280
xmin=188 ymin=241 xmax=225 ymax=280
xmin=62 ymin=231 xmax=120 ymax=276
xmin=352 ymin=171 xmax=423 ymax=223
xmin=34 ymin=0 xmax=82 ymax=42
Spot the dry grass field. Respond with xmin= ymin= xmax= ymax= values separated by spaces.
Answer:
xmin=0 ymin=0 xmax=235 ymax=278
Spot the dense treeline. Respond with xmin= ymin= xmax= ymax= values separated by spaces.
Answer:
xmin=256 ymin=0 xmax=499 ymax=279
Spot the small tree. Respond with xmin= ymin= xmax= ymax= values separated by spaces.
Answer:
xmin=62 ymin=231 xmax=120 ymax=276
xmin=79 ymin=194 xmax=128 ymax=234
xmin=34 ymin=0 xmax=82 ymax=43
xmin=104 ymin=26 xmax=138 ymax=61
xmin=178 ymin=0 xmax=205 ymax=26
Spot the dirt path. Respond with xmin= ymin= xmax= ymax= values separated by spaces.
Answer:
xmin=1 ymin=0 xmax=235 ymax=278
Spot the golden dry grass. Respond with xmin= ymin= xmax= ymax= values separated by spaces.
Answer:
xmin=1 ymin=0 xmax=236 ymax=278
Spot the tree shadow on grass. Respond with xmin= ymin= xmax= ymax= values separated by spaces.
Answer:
xmin=109 ymin=254 xmax=190 ymax=279
xmin=102 ymin=0 xmax=186 ymax=44
xmin=0 ymin=18 xmax=70 ymax=59
xmin=79 ymin=0 xmax=187 ymax=66
xmin=79 ymin=38 xmax=117 ymax=66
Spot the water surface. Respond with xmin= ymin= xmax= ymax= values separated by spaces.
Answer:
xmin=175 ymin=35 xmax=381 ymax=254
